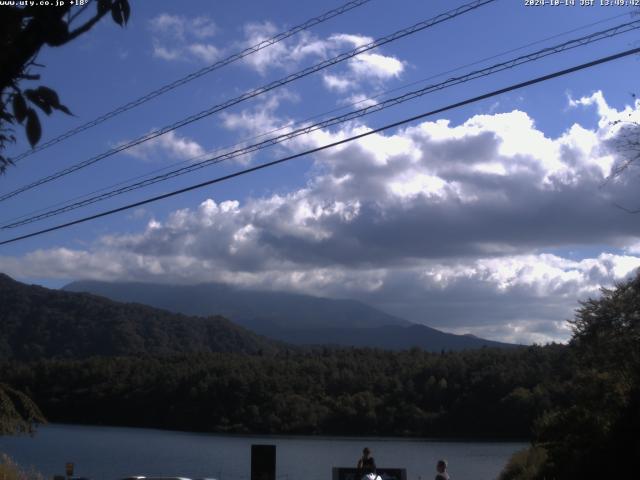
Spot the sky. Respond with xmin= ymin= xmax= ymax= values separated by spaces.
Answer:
xmin=2 ymin=0 xmax=640 ymax=344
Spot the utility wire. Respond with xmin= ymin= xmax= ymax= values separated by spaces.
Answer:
xmin=9 ymin=0 xmax=373 ymax=163
xmin=0 ymin=9 xmax=631 ymax=229
xmin=0 ymin=0 xmax=497 ymax=203
xmin=3 ymin=18 xmax=639 ymax=229
xmin=1 ymin=45 xmax=638 ymax=247
xmin=3 ymin=9 xmax=628 ymax=228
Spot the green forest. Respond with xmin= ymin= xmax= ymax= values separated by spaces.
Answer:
xmin=0 ymin=345 xmax=569 ymax=438
xmin=0 ymin=273 xmax=280 ymax=359
xmin=1 ymin=273 xmax=639 ymax=479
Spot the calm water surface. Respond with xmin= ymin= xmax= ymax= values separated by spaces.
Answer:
xmin=0 ymin=424 xmax=526 ymax=480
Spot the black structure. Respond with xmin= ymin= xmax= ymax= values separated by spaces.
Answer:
xmin=251 ymin=444 xmax=276 ymax=480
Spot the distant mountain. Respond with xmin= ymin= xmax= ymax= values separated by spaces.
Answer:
xmin=238 ymin=318 xmax=515 ymax=350
xmin=64 ymin=279 xmax=517 ymax=351
xmin=0 ymin=274 xmax=278 ymax=360
xmin=64 ymin=280 xmax=411 ymax=329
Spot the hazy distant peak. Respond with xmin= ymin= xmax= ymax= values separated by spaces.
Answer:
xmin=63 ymin=279 xmax=518 ymax=352
xmin=64 ymin=279 xmax=412 ymax=329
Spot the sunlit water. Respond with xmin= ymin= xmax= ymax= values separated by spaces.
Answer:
xmin=0 ymin=424 xmax=526 ymax=480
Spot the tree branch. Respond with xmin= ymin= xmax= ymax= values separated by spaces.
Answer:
xmin=66 ymin=4 xmax=112 ymax=43
xmin=68 ymin=0 xmax=94 ymax=24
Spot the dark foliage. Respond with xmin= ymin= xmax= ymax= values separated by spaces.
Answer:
xmin=0 ymin=273 xmax=279 ymax=359
xmin=498 ymin=446 xmax=547 ymax=480
xmin=0 ymin=0 xmax=130 ymax=172
xmin=0 ymin=272 xmax=575 ymax=438
xmin=0 ymin=344 xmax=571 ymax=438
xmin=0 ymin=383 xmax=46 ymax=435
xmin=501 ymin=272 xmax=640 ymax=479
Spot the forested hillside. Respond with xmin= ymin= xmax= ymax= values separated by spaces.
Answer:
xmin=0 ymin=345 xmax=570 ymax=438
xmin=0 ymin=273 xmax=278 ymax=359
xmin=499 ymin=274 xmax=640 ymax=479
xmin=3 ymin=271 xmax=638 ymax=478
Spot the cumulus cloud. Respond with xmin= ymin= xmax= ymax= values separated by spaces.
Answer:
xmin=323 ymin=74 xmax=354 ymax=92
xmin=150 ymin=13 xmax=221 ymax=63
xmin=348 ymin=53 xmax=404 ymax=80
xmin=220 ymin=89 xmax=298 ymax=138
xmin=329 ymin=33 xmax=374 ymax=48
xmin=2 ymin=239 xmax=638 ymax=345
xmin=5 ymin=91 xmax=640 ymax=344
xmin=124 ymin=131 xmax=206 ymax=162
xmin=568 ymin=91 xmax=640 ymax=185
xmin=322 ymin=34 xmax=404 ymax=91
xmin=238 ymin=25 xmax=404 ymax=94
xmin=239 ymin=22 xmax=328 ymax=75
xmin=149 ymin=13 xmax=404 ymax=110
xmin=342 ymin=94 xmax=378 ymax=108
xmin=217 ymin=90 xmax=300 ymax=164
xmin=150 ymin=13 xmax=218 ymax=40
xmin=568 ymin=90 xmax=640 ymax=135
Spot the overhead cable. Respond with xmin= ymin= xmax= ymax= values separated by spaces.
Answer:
xmin=0 ymin=0 xmax=497 ymax=203
xmin=6 ymin=7 xmax=625 ymax=228
xmin=9 ymin=0 xmax=373 ymax=163
xmin=1 ymin=45 xmax=638 ymax=246
xmin=4 ymin=18 xmax=639 ymax=229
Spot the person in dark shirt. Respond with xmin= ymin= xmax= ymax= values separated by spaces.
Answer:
xmin=357 ymin=447 xmax=376 ymax=477
xmin=435 ymin=459 xmax=449 ymax=480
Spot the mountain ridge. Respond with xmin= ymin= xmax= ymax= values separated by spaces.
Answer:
xmin=0 ymin=273 xmax=279 ymax=360
xmin=64 ymin=278 xmax=517 ymax=351
xmin=64 ymin=279 xmax=411 ymax=329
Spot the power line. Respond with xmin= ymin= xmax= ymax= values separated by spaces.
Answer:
xmin=1 ymin=45 xmax=638 ymax=247
xmin=5 ymin=18 xmax=639 ymax=229
xmin=4 ymin=8 xmax=626 ymax=228
xmin=9 ymin=0 xmax=373 ymax=163
xmin=0 ymin=0 xmax=497 ymax=203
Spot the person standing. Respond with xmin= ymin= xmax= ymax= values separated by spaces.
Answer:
xmin=357 ymin=447 xmax=377 ymax=478
xmin=435 ymin=459 xmax=449 ymax=480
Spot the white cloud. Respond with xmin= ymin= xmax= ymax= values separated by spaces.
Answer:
xmin=322 ymin=74 xmax=354 ymax=92
xmin=152 ymin=44 xmax=181 ymax=62
xmin=186 ymin=43 xmax=222 ymax=63
xmin=328 ymin=33 xmax=374 ymax=48
xmin=219 ymin=90 xmax=299 ymax=160
xmin=237 ymin=23 xmax=404 ymax=93
xmin=6 ymin=91 xmax=640 ymax=344
xmin=125 ymin=131 xmax=205 ymax=162
xmin=150 ymin=13 xmax=218 ymax=40
xmin=568 ymin=90 xmax=640 ymax=134
xmin=150 ymin=13 xmax=220 ymax=64
xmin=348 ymin=52 xmax=404 ymax=80
xmin=2 ymin=242 xmax=638 ymax=345
xmin=150 ymin=13 xmax=188 ymax=40
xmin=240 ymin=22 xmax=289 ymax=74
xmin=239 ymin=22 xmax=329 ymax=75
xmin=343 ymin=94 xmax=378 ymax=108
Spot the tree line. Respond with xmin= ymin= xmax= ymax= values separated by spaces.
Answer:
xmin=2 ymin=272 xmax=639 ymax=478
xmin=0 ymin=344 xmax=571 ymax=439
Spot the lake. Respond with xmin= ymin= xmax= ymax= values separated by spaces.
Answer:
xmin=0 ymin=424 xmax=527 ymax=480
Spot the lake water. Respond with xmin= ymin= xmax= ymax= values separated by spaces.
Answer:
xmin=0 ymin=424 xmax=527 ymax=480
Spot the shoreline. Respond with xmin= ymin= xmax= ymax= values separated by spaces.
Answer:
xmin=32 ymin=422 xmax=531 ymax=444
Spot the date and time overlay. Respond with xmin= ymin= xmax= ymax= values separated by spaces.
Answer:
xmin=1 ymin=0 xmax=640 ymax=9
xmin=525 ymin=0 xmax=640 ymax=6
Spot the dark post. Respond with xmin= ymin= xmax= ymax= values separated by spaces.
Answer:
xmin=251 ymin=444 xmax=276 ymax=480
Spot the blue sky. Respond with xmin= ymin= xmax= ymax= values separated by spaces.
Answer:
xmin=2 ymin=0 xmax=640 ymax=343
